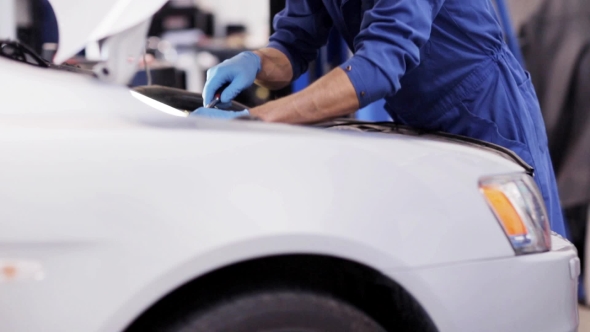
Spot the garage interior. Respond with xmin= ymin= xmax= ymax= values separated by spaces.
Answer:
xmin=1 ymin=0 xmax=589 ymax=331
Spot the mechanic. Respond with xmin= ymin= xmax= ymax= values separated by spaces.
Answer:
xmin=198 ymin=0 xmax=566 ymax=237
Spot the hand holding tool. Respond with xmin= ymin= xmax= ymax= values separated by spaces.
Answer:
xmin=205 ymin=83 xmax=230 ymax=108
xmin=202 ymin=51 xmax=261 ymax=107
xmin=192 ymin=107 xmax=250 ymax=119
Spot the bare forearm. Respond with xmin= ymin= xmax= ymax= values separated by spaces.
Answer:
xmin=253 ymin=48 xmax=293 ymax=90
xmin=250 ymin=67 xmax=360 ymax=124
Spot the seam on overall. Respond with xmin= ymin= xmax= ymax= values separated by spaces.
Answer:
xmin=441 ymin=6 xmax=481 ymax=51
xmin=427 ymin=57 xmax=494 ymax=116
xmin=390 ymin=56 xmax=494 ymax=124
xmin=496 ymin=50 xmax=531 ymax=147
xmin=441 ymin=5 xmax=501 ymax=57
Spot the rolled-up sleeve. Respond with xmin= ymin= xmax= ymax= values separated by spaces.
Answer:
xmin=268 ymin=1 xmax=333 ymax=81
xmin=339 ymin=0 xmax=445 ymax=108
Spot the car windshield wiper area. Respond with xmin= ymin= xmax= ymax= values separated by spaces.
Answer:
xmin=0 ymin=40 xmax=50 ymax=68
xmin=0 ymin=40 xmax=95 ymax=76
xmin=132 ymin=85 xmax=250 ymax=113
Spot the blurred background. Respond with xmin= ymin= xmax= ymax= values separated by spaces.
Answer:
xmin=1 ymin=0 xmax=274 ymax=107
xmin=507 ymin=2 xmax=590 ymax=329
xmin=508 ymin=0 xmax=590 ymax=304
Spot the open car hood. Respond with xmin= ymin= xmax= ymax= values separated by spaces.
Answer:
xmin=48 ymin=0 xmax=168 ymax=64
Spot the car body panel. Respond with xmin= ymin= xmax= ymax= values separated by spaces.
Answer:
xmin=0 ymin=57 xmax=578 ymax=331
xmin=389 ymin=235 xmax=579 ymax=332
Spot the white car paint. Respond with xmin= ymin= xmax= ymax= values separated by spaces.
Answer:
xmin=0 ymin=52 xmax=579 ymax=332
xmin=391 ymin=234 xmax=579 ymax=332
xmin=0 ymin=0 xmax=581 ymax=327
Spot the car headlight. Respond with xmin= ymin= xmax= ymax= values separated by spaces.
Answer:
xmin=479 ymin=173 xmax=551 ymax=255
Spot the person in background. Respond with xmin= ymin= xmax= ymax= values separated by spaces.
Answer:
xmin=197 ymin=0 xmax=566 ymax=237
xmin=516 ymin=0 xmax=590 ymax=302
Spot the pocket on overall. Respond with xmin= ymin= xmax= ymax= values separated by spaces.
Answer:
xmin=453 ymin=101 xmax=535 ymax=167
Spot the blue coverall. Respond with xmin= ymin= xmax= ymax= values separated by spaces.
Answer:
xmin=268 ymin=0 xmax=566 ymax=236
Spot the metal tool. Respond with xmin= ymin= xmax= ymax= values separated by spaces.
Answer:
xmin=205 ymin=83 xmax=231 ymax=108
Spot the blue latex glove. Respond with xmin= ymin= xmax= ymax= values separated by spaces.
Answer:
xmin=191 ymin=107 xmax=250 ymax=119
xmin=203 ymin=51 xmax=261 ymax=107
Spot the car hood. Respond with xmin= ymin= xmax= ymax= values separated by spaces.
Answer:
xmin=0 ymin=58 xmax=523 ymax=174
xmin=1 ymin=56 xmax=524 ymax=177
xmin=48 ymin=0 xmax=168 ymax=64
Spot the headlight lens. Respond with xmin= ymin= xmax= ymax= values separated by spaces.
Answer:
xmin=480 ymin=173 xmax=551 ymax=255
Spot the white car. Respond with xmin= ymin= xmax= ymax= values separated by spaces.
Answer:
xmin=0 ymin=1 xmax=580 ymax=332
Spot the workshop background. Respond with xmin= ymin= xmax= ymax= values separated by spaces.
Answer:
xmin=507 ymin=1 xmax=590 ymax=330
xmin=2 ymin=0 xmax=589 ymax=329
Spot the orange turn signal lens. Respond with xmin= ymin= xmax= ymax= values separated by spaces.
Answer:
xmin=479 ymin=174 xmax=550 ymax=255
xmin=0 ymin=260 xmax=44 ymax=282
xmin=481 ymin=186 xmax=527 ymax=236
